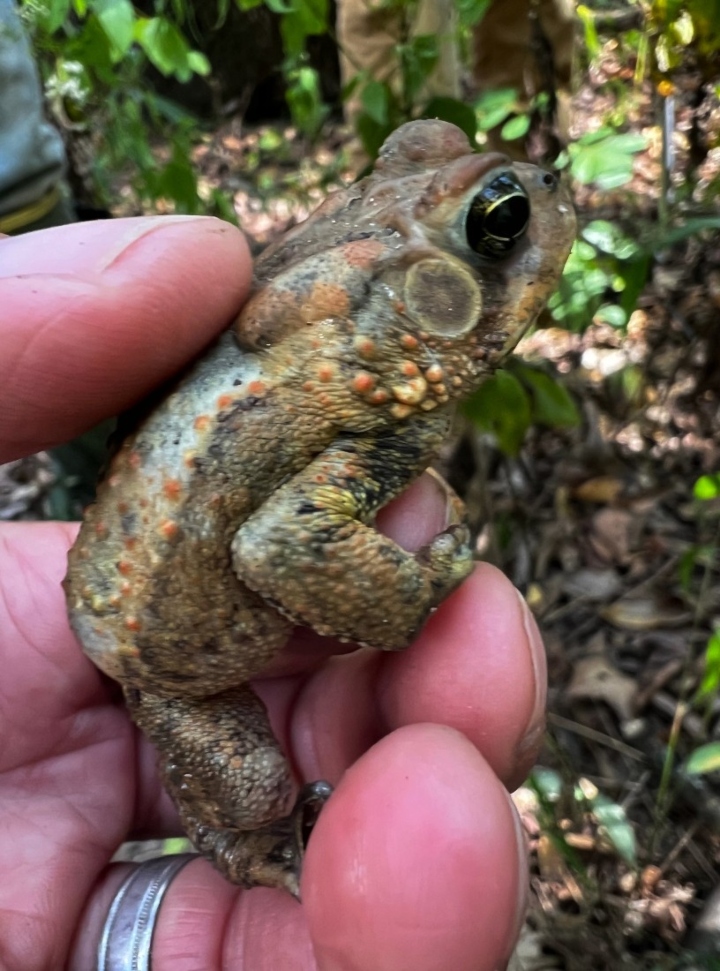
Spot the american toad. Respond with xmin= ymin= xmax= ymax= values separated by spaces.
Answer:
xmin=65 ymin=120 xmax=576 ymax=897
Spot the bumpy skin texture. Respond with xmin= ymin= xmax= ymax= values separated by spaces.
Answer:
xmin=65 ymin=120 xmax=576 ymax=897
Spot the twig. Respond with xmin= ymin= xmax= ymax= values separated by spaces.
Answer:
xmin=548 ymin=712 xmax=647 ymax=761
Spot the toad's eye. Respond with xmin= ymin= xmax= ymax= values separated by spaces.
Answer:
xmin=465 ymin=172 xmax=530 ymax=259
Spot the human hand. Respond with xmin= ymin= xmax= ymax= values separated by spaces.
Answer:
xmin=0 ymin=217 xmax=546 ymax=971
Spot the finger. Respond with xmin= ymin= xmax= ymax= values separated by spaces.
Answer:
xmin=153 ymin=866 xmax=316 ymax=971
xmin=292 ymin=564 xmax=546 ymax=792
xmin=0 ymin=217 xmax=251 ymax=460
xmin=303 ymin=724 xmax=526 ymax=971
xmin=71 ymin=856 xmax=318 ymax=971
xmin=380 ymin=563 xmax=546 ymax=789
xmin=98 ymin=726 xmax=525 ymax=971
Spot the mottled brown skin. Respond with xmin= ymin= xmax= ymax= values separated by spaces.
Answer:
xmin=65 ymin=120 xmax=576 ymax=897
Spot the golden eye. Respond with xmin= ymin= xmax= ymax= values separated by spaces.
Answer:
xmin=465 ymin=172 xmax=530 ymax=259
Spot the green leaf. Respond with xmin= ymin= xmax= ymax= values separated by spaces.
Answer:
xmin=207 ymin=187 xmax=239 ymax=226
xmin=215 ymin=0 xmax=231 ymax=24
xmin=142 ymin=141 xmax=200 ymax=212
xmin=265 ymin=0 xmax=295 ymax=13
xmin=583 ymin=220 xmax=640 ymax=260
xmin=694 ymin=473 xmax=720 ymax=500
xmin=423 ymin=97 xmax=477 ymax=142
xmin=44 ymin=0 xmax=72 ymax=32
xmin=593 ymin=795 xmax=637 ymax=865
xmin=187 ymin=50 xmax=211 ymax=76
xmin=356 ymin=112 xmax=393 ymax=160
xmin=595 ymin=304 xmax=627 ymax=327
xmin=531 ymin=767 xmax=563 ymax=802
xmin=135 ymin=16 xmax=192 ymax=80
xmin=93 ymin=0 xmax=135 ymax=59
xmin=69 ymin=14 xmax=115 ymax=80
xmin=161 ymin=159 xmax=199 ymax=212
xmin=285 ymin=64 xmax=327 ymax=135
xmin=464 ymin=370 xmax=532 ymax=456
xmin=697 ymin=630 xmax=720 ymax=701
xmin=341 ymin=73 xmax=363 ymax=103
xmin=361 ymin=80 xmax=389 ymax=126
xmin=619 ymin=254 xmax=651 ymax=318
xmin=577 ymin=126 xmax=615 ymax=146
xmin=513 ymin=362 xmax=580 ymax=428
xmin=456 ymin=0 xmax=491 ymax=27
xmin=576 ymin=4 xmax=600 ymax=58
xmin=569 ymin=132 xmax=646 ymax=190
xmin=475 ymin=87 xmax=518 ymax=131
xmin=685 ymin=741 xmax=720 ymax=775
xmin=280 ymin=0 xmax=328 ymax=54
xmin=500 ymin=113 xmax=530 ymax=141
xmin=400 ymin=34 xmax=439 ymax=102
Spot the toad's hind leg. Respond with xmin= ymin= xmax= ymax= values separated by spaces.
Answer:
xmin=127 ymin=685 xmax=330 ymax=896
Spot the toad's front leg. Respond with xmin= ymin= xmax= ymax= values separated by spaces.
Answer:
xmin=232 ymin=419 xmax=474 ymax=650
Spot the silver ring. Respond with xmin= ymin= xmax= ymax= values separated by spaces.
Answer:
xmin=97 ymin=853 xmax=197 ymax=971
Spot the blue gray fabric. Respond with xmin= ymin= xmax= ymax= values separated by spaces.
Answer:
xmin=0 ymin=0 xmax=67 ymax=216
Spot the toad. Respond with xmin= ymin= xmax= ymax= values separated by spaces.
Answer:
xmin=65 ymin=119 xmax=576 ymax=897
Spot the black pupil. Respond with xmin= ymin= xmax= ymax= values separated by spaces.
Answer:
xmin=465 ymin=173 xmax=531 ymax=258
xmin=485 ymin=194 xmax=530 ymax=240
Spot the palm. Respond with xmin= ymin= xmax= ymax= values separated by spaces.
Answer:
xmin=1 ymin=524 xmax=131 ymax=962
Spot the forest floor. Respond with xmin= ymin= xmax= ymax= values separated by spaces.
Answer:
xmin=3 ymin=29 xmax=720 ymax=971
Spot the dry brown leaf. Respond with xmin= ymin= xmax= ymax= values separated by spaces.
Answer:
xmin=588 ymin=507 xmax=635 ymax=564
xmin=573 ymin=476 xmax=625 ymax=504
xmin=601 ymin=597 xmax=692 ymax=630
xmin=566 ymin=655 xmax=637 ymax=721
xmin=536 ymin=836 xmax=583 ymax=904
xmin=561 ymin=568 xmax=623 ymax=602
xmin=564 ymin=833 xmax=596 ymax=851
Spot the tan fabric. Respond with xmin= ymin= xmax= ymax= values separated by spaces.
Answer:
xmin=473 ymin=0 xmax=575 ymax=134
xmin=338 ymin=0 xmax=460 ymax=121
xmin=338 ymin=0 xmax=575 ymax=157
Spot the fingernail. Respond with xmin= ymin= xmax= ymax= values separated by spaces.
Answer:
xmin=98 ymin=216 xmax=210 ymax=274
xmin=499 ymin=790 xmax=530 ymax=968
xmin=514 ymin=588 xmax=547 ymax=764
xmin=1 ymin=215 xmax=212 ymax=279
xmin=420 ymin=467 xmax=463 ymax=529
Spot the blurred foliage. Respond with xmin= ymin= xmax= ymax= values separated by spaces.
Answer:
xmin=21 ymin=0 xmax=215 ymax=213
xmin=642 ymin=0 xmax=720 ymax=75
xmin=532 ymin=767 xmax=638 ymax=868
xmin=549 ymin=219 xmax=650 ymax=331
xmin=347 ymin=0 xmax=488 ymax=159
xmin=231 ymin=0 xmax=330 ymax=135
xmin=464 ymin=360 xmax=579 ymax=457
xmin=567 ymin=128 xmax=647 ymax=191
xmin=20 ymin=0 xmax=720 ymax=462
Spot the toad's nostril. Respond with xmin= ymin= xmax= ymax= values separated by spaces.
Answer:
xmin=542 ymin=171 xmax=558 ymax=190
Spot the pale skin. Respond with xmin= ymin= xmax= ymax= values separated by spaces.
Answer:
xmin=0 ymin=217 xmax=547 ymax=971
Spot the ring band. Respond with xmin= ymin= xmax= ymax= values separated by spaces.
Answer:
xmin=0 ymin=186 xmax=61 ymax=234
xmin=97 ymin=853 xmax=197 ymax=971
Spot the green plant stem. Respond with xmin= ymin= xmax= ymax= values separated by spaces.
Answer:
xmin=650 ymin=699 xmax=686 ymax=856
